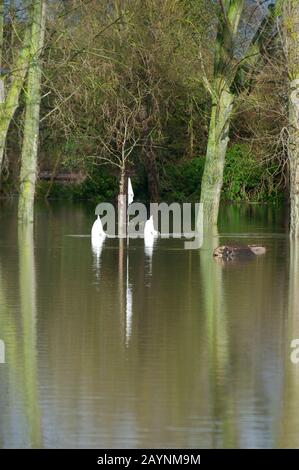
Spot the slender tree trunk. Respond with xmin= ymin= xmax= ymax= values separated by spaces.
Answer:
xmin=284 ymin=1 xmax=299 ymax=237
xmin=18 ymin=0 xmax=46 ymax=223
xmin=200 ymin=0 xmax=244 ymax=229
xmin=0 ymin=28 xmax=31 ymax=174
xmin=118 ymin=166 xmax=127 ymax=237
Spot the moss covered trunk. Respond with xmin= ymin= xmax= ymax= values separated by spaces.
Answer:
xmin=284 ymin=1 xmax=299 ymax=237
xmin=200 ymin=85 xmax=234 ymax=227
xmin=18 ymin=0 xmax=46 ymax=223
xmin=0 ymin=28 xmax=30 ymax=175
xmin=200 ymin=0 xmax=244 ymax=229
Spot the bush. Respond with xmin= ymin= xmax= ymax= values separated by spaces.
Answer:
xmin=160 ymin=157 xmax=205 ymax=202
xmin=222 ymin=144 xmax=284 ymax=203
xmin=159 ymin=144 xmax=284 ymax=204
xmin=35 ymin=144 xmax=284 ymax=204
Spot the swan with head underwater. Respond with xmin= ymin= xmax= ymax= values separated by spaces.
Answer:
xmin=91 ymin=214 xmax=106 ymax=279
xmin=91 ymin=214 xmax=106 ymax=242
xmin=144 ymin=215 xmax=158 ymax=238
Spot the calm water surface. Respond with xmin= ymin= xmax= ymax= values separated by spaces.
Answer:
xmin=0 ymin=202 xmax=298 ymax=448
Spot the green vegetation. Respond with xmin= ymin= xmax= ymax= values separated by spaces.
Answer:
xmin=222 ymin=145 xmax=284 ymax=203
xmin=34 ymin=144 xmax=284 ymax=204
xmin=0 ymin=1 xmax=295 ymax=230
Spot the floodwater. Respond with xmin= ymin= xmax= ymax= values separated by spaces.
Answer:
xmin=0 ymin=201 xmax=298 ymax=449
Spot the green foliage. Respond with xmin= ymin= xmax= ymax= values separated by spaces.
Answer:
xmin=35 ymin=144 xmax=284 ymax=204
xmin=160 ymin=158 xmax=205 ymax=202
xmin=222 ymin=144 xmax=284 ymax=202
xmin=35 ymin=0 xmax=212 ymax=203
xmin=0 ymin=0 xmax=288 ymax=210
xmin=77 ymin=169 xmax=118 ymax=203
xmin=159 ymin=144 xmax=284 ymax=204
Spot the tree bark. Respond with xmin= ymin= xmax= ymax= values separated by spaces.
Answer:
xmin=200 ymin=0 xmax=244 ymax=229
xmin=18 ymin=0 xmax=46 ymax=224
xmin=200 ymin=83 xmax=234 ymax=227
xmin=284 ymin=1 xmax=299 ymax=237
xmin=0 ymin=28 xmax=31 ymax=175
xmin=200 ymin=1 xmax=275 ymax=229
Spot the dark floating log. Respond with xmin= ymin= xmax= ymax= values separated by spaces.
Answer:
xmin=213 ymin=243 xmax=266 ymax=260
xmin=39 ymin=171 xmax=86 ymax=183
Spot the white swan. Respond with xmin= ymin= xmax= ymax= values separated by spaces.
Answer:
xmin=91 ymin=215 xmax=106 ymax=241
xmin=91 ymin=216 xmax=106 ymax=280
xmin=144 ymin=215 xmax=158 ymax=238
xmin=128 ymin=177 xmax=134 ymax=205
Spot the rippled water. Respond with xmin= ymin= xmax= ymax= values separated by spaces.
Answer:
xmin=0 ymin=201 xmax=298 ymax=448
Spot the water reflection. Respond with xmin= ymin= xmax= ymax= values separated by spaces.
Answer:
xmin=0 ymin=203 xmax=298 ymax=448
xmin=118 ymin=238 xmax=134 ymax=346
xmin=18 ymin=224 xmax=42 ymax=448
xmin=278 ymin=239 xmax=299 ymax=447
xmin=125 ymin=243 xmax=133 ymax=347
xmin=200 ymin=230 xmax=233 ymax=447
xmin=0 ymin=259 xmax=20 ymax=448
xmin=144 ymin=232 xmax=156 ymax=277
xmin=91 ymin=235 xmax=105 ymax=280
xmin=0 ymin=223 xmax=42 ymax=448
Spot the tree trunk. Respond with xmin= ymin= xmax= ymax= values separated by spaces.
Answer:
xmin=284 ymin=1 xmax=299 ymax=237
xmin=0 ymin=28 xmax=31 ymax=175
xmin=118 ymin=166 xmax=127 ymax=237
xmin=200 ymin=0 xmax=244 ymax=229
xmin=18 ymin=0 xmax=46 ymax=224
xmin=200 ymin=85 xmax=234 ymax=227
